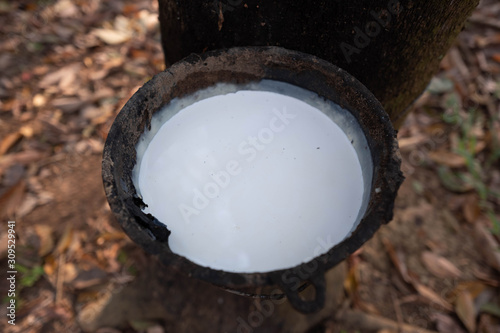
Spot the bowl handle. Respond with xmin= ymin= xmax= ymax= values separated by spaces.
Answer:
xmin=271 ymin=270 xmax=326 ymax=313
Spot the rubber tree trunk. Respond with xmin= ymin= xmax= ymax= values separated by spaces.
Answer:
xmin=158 ymin=0 xmax=479 ymax=128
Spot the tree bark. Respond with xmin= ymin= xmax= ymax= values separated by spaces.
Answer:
xmin=158 ymin=0 xmax=479 ymax=127
xmin=153 ymin=1 xmax=478 ymax=328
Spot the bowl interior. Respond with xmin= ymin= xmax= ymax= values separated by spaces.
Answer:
xmin=102 ymin=46 xmax=402 ymax=290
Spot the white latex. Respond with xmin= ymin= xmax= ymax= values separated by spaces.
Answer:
xmin=135 ymin=83 xmax=369 ymax=273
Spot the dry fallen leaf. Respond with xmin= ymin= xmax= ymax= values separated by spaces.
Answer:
xmin=217 ymin=2 xmax=224 ymax=31
xmin=130 ymin=49 xmax=149 ymax=60
xmin=472 ymin=269 xmax=499 ymax=287
xmin=52 ymin=97 xmax=89 ymax=113
xmin=146 ymin=325 xmax=165 ymax=333
xmin=19 ymin=125 xmax=34 ymax=138
xmin=63 ymin=263 xmax=78 ymax=284
xmin=440 ymin=209 xmax=461 ymax=232
xmin=476 ymin=34 xmax=500 ymax=47
xmin=356 ymin=300 xmax=382 ymax=316
xmin=0 ymin=150 xmax=48 ymax=177
xmin=477 ymin=313 xmax=500 ymax=333
xmin=122 ymin=4 xmax=139 ymax=15
xmin=34 ymin=224 xmax=55 ymax=257
xmin=382 ymin=238 xmax=411 ymax=283
xmin=397 ymin=135 xmax=428 ymax=151
xmin=44 ymin=254 xmax=57 ymax=277
xmin=0 ymin=232 xmax=8 ymax=260
xmin=100 ymin=243 xmax=122 ymax=273
xmin=453 ymin=281 xmax=487 ymax=299
xmin=0 ymin=131 xmax=21 ymax=156
xmin=343 ymin=264 xmax=359 ymax=297
xmin=473 ymin=223 xmax=500 ymax=272
xmin=17 ymin=193 xmax=38 ymax=218
xmin=430 ymin=312 xmax=467 ymax=333
xmin=455 ymin=291 xmax=477 ymax=333
xmin=53 ymin=0 xmax=78 ymax=18
xmin=56 ymin=225 xmax=74 ymax=255
xmin=39 ymin=63 xmax=81 ymax=89
xmin=17 ymin=191 xmax=53 ymax=218
xmin=93 ymin=28 xmax=132 ymax=45
xmin=70 ymin=268 xmax=108 ymax=290
xmin=413 ymin=282 xmax=454 ymax=311
xmin=462 ymin=195 xmax=481 ymax=224
xmin=0 ymin=179 xmax=26 ymax=219
xmin=96 ymin=231 xmax=127 ymax=245
xmin=428 ymin=151 xmax=466 ymax=168
xmin=421 ymin=251 xmax=461 ymax=279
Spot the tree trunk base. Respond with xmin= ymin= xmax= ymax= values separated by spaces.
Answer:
xmin=77 ymin=254 xmax=347 ymax=332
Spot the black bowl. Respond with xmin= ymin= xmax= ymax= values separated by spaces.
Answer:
xmin=102 ymin=46 xmax=404 ymax=313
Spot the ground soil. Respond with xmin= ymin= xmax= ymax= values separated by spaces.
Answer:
xmin=0 ymin=0 xmax=499 ymax=332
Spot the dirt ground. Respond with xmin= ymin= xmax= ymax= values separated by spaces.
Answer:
xmin=0 ymin=0 xmax=499 ymax=332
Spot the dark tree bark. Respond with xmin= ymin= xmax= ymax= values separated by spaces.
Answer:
xmin=137 ymin=2 xmax=479 ymax=328
xmin=158 ymin=0 xmax=479 ymax=127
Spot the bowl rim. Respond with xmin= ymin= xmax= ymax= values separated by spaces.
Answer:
xmin=102 ymin=46 xmax=403 ymax=311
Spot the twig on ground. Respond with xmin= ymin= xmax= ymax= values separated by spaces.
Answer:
xmin=55 ymin=253 xmax=66 ymax=305
xmin=391 ymin=289 xmax=405 ymax=332
xmin=469 ymin=14 xmax=500 ymax=30
xmin=336 ymin=309 xmax=439 ymax=333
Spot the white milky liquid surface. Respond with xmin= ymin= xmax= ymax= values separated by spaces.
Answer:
xmin=136 ymin=86 xmax=366 ymax=273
